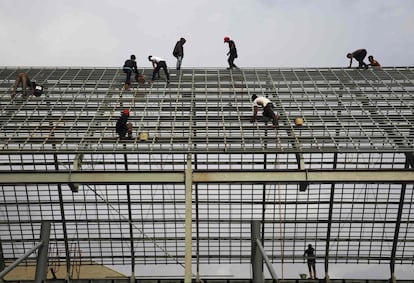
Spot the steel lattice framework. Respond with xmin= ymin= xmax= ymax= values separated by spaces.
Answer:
xmin=0 ymin=67 xmax=413 ymax=278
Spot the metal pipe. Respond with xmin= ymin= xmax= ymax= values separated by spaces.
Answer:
xmin=255 ymin=238 xmax=279 ymax=282
xmin=251 ymin=221 xmax=264 ymax=283
xmin=0 ymin=241 xmax=43 ymax=279
xmin=184 ymin=154 xmax=193 ymax=283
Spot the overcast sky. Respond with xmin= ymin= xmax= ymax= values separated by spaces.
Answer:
xmin=1 ymin=0 xmax=413 ymax=68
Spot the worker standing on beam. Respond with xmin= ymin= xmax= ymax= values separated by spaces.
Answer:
xmin=304 ymin=244 xmax=317 ymax=279
xmin=173 ymin=37 xmax=186 ymax=70
xmin=224 ymin=36 xmax=239 ymax=70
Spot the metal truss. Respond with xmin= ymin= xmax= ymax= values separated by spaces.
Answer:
xmin=0 ymin=67 xmax=413 ymax=279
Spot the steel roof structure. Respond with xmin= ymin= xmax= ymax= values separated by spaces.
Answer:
xmin=0 ymin=67 xmax=413 ymax=281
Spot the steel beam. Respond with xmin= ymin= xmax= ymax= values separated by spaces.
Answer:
xmin=324 ymin=152 xmax=337 ymax=283
xmin=0 ymin=242 xmax=43 ymax=279
xmin=35 ymin=221 xmax=51 ymax=283
xmin=184 ymin=154 xmax=193 ymax=283
xmin=389 ymin=154 xmax=411 ymax=282
xmin=255 ymin=238 xmax=279 ymax=282
xmin=57 ymin=185 xmax=72 ymax=282
xmin=0 ymin=241 xmax=4 ymax=273
xmin=0 ymin=170 xmax=413 ymax=184
xmin=251 ymin=221 xmax=264 ymax=283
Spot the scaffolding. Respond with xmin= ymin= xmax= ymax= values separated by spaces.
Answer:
xmin=0 ymin=67 xmax=413 ymax=280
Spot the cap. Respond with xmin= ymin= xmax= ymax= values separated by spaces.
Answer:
xmin=122 ymin=109 xmax=130 ymax=116
xmin=224 ymin=36 xmax=230 ymax=42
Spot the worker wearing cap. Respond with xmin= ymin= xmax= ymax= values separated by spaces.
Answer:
xmin=148 ymin=55 xmax=170 ymax=84
xmin=250 ymin=94 xmax=279 ymax=127
xmin=116 ymin=109 xmax=133 ymax=139
xmin=122 ymin=55 xmax=139 ymax=90
xmin=224 ymin=36 xmax=238 ymax=70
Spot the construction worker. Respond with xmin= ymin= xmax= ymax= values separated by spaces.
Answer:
xmin=224 ymin=36 xmax=238 ymax=70
xmin=116 ymin=109 xmax=133 ymax=139
xmin=368 ymin=55 xmax=381 ymax=67
xmin=122 ymin=55 xmax=139 ymax=90
xmin=12 ymin=72 xmax=43 ymax=99
xmin=346 ymin=49 xmax=368 ymax=69
xmin=250 ymin=94 xmax=279 ymax=127
xmin=173 ymin=37 xmax=186 ymax=70
xmin=304 ymin=244 xmax=316 ymax=279
xmin=148 ymin=55 xmax=170 ymax=84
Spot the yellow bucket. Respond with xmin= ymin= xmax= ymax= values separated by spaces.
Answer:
xmin=139 ymin=131 xmax=148 ymax=141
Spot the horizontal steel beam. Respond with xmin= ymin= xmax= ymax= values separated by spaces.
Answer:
xmin=193 ymin=170 xmax=414 ymax=183
xmin=0 ymin=169 xmax=413 ymax=184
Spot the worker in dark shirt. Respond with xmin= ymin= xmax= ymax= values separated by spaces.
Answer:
xmin=116 ymin=109 xmax=133 ymax=139
xmin=304 ymin=244 xmax=316 ymax=279
xmin=224 ymin=36 xmax=238 ymax=70
xmin=173 ymin=37 xmax=186 ymax=70
xmin=122 ymin=55 xmax=139 ymax=90
xmin=346 ymin=49 xmax=368 ymax=69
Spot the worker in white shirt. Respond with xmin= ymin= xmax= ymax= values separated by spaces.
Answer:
xmin=250 ymin=94 xmax=279 ymax=127
xmin=148 ymin=55 xmax=170 ymax=84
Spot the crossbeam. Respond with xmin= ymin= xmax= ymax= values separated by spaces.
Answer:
xmin=0 ymin=170 xmax=412 ymax=184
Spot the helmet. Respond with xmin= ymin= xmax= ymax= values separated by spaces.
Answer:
xmin=295 ymin=117 xmax=304 ymax=126
xmin=224 ymin=36 xmax=230 ymax=42
xmin=122 ymin=109 xmax=130 ymax=116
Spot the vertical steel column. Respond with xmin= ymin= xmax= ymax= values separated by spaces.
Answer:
xmin=251 ymin=221 xmax=264 ymax=283
xmin=35 ymin=221 xmax=51 ymax=283
xmin=324 ymin=152 xmax=337 ymax=283
xmin=390 ymin=183 xmax=406 ymax=283
xmin=194 ymin=153 xmax=201 ymax=283
xmin=57 ymin=185 xmax=72 ymax=281
xmin=0 ymin=240 xmax=4 ymax=272
xmin=124 ymin=151 xmax=136 ymax=283
xmin=184 ymin=154 xmax=193 ymax=283
xmin=54 ymin=149 xmax=72 ymax=282
xmin=389 ymin=155 xmax=411 ymax=283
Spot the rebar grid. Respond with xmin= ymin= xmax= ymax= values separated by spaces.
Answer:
xmin=0 ymin=67 xmax=413 ymax=267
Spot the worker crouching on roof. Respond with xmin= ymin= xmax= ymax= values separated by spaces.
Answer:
xmin=116 ymin=109 xmax=133 ymax=139
xmin=12 ymin=72 xmax=43 ymax=99
xmin=346 ymin=49 xmax=368 ymax=69
xmin=148 ymin=55 xmax=170 ymax=84
xmin=250 ymin=94 xmax=279 ymax=127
